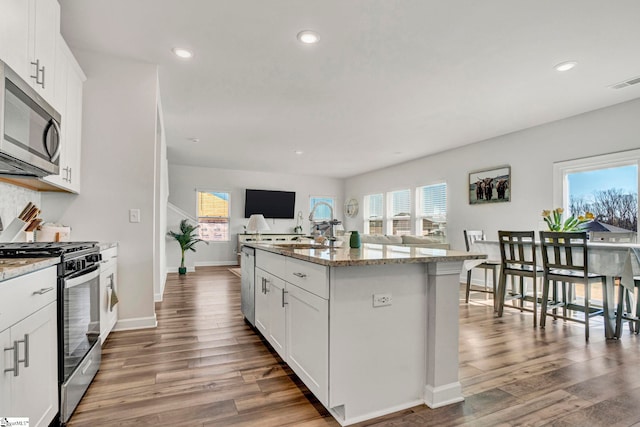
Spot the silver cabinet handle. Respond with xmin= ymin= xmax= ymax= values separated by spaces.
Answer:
xmin=30 ymin=59 xmax=40 ymax=82
xmin=40 ymin=65 xmax=46 ymax=88
xmin=282 ymin=289 xmax=288 ymax=307
xmin=21 ymin=334 xmax=29 ymax=368
xmin=293 ymin=272 xmax=307 ymax=278
xmin=4 ymin=342 xmax=19 ymax=376
xmin=33 ymin=287 xmax=54 ymax=295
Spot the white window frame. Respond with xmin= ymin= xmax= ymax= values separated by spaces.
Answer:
xmin=387 ymin=189 xmax=412 ymax=236
xmin=553 ymin=149 xmax=640 ymax=219
xmin=309 ymin=195 xmax=335 ymax=221
xmin=196 ymin=189 xmax=231 ymax=242
xmin=415 ymin=182 xmax=447 ymax=238
xmin=363 ymin=193 xmax=384 ymax=234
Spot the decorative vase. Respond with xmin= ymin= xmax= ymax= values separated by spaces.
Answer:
xmin=349 ymin=231 xmax=361 ymax=248
xmin=178 ymin=267 xmax=187 ymax=275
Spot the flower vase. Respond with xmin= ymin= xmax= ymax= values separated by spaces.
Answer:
xmin=349 ymin=231 xmax=361 ymax=248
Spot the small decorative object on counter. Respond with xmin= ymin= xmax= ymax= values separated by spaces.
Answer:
xmin=167 ymin=219 xmax=208 ymax=275
xmin=349 ymin=230 xmax=361 ymax=248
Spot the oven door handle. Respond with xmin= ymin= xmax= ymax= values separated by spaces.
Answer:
xmin=65 ymin=265 xmax=100 ymax=289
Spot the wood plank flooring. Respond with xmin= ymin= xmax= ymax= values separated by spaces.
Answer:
xmin=68 ymin=267 xmax=640 ymax=426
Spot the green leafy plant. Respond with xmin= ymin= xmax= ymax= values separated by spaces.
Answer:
xmin=167 ymin=219 xmax=207 ymax=274
xmin=541 ymin=208 xmax=594 ymax=232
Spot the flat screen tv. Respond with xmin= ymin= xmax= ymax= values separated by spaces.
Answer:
xmin=244 ymin=189 xmax=296 ymax=219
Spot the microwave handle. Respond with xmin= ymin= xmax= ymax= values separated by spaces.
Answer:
xmin=44 ymin=119 xmax=61 ymax=162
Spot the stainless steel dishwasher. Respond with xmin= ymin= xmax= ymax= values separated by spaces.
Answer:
xmin=240 ymin=245 xmax=256 ymax=325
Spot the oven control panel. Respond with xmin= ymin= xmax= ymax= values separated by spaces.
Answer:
xmin=64 ymin=253 xmax=102 ymax=274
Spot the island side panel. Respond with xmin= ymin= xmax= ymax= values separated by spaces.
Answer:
xmin=424 ymin=261 xmax=464 ymax=408
xmin=329 ymin=263 xmax=427 ymax=425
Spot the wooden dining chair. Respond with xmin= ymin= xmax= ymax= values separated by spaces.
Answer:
xmin=539 ymin=231 xmax=607 ymax=341
xmin=496 ymin=231 xmax=544 ymax=326
xmin=463 ymin=230 xmax=500 ymax=310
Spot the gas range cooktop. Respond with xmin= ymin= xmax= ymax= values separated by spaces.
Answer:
xmin=0 ymin=241 xmax=98 ymax=258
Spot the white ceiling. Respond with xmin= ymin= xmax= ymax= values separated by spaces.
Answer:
xmin=59 ymin=0 xmax=640 ymax=178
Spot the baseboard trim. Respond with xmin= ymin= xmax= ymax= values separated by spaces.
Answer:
xmin=195 ymin=261 xmax=237 ymax=267
xmin=113 ymin=315 xmax=157 ymax=331
xmin=424 ymin=382 xmax=464 ymax=408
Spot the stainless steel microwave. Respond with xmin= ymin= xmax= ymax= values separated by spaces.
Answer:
xmin=0 ymin=59 xmax=60 ymax=177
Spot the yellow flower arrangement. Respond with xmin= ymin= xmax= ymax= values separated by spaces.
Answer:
xmin=542 ymin=208 xmax=594 ymax=232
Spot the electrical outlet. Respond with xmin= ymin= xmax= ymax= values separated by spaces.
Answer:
xmin=129 ymin=209 xmax=141 ymax=223
xmin=373 ymin=293 xmax=392 ymax=307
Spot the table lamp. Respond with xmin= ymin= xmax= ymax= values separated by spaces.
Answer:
xmin=247 ymin=214 xmax=270 ymax=241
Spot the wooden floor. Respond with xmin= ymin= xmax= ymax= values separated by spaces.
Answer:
xmin=68 ymin=267 xmax=640 ymax=427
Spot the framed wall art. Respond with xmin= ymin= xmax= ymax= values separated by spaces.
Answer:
xmin=469 ymin=166 xmax=511 ymax=205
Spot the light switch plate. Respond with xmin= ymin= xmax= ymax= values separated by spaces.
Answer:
xmin=129 ymin=209 xmax=140 ymax=223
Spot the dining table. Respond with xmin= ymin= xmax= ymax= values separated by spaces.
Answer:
xmin=464 ymin=240 xmax=640 ymax=339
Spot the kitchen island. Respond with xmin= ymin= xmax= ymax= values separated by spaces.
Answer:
xmin=243 ymin=241 xmax=486 ymax=426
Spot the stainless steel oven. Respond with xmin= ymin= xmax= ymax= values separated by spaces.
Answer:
xmin=59 ymin=261 xmax=101 ymax=424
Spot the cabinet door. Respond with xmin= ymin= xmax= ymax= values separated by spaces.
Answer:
xmin=266 ymin=276 xmax=286 ymax=359
xmin=42 ymin=35 xmax=84 ymax=193
xmin=11 ymin=302 xmax=58 ymax=427
xmin=254 ymin=269 xmax=270 ymax=337
xmin=286 ymin=283 xmax=328 ymax=405
xmin=0 ymin=328 xmax=11 ymax=415
xmin=0 ymin=0 xmax=30 ymax=77
xmin=29 ymin=0 xmax=59 ymax=100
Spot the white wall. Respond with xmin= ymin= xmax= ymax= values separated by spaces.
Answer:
xmin=41 ymin=50 xmax=159 ymax=330
xmin=344 ymin=98 xmax=640 ymax=252
xmin=167 ymin=164 xmax=344 ymax=268
xmin=153 ymin=97 xmax=169 ymax=301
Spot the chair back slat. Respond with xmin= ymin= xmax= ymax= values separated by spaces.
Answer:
xmin=498 ymin=230 xmax=537 ymax=270
xmin=539 ymin=231 xmax=589 ymax=275
xmin=464 ymin=230 xmax=485 ymax=252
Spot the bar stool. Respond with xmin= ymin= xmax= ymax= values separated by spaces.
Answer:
xmin=496 ymin=231 xmax=544 ymax=326
xmin=539 ymin=231 xmax=607 ymax=341
xmin=463 ymin=230 xmax=500 ymax=310
xmin=615 ymin=276 xmax=640 ymax=335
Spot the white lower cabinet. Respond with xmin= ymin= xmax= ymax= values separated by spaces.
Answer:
xmin=0 ymin=267 xmax=58 ymax=427
xmin=286 ymin=282 xmax=328 ymax=405
xmin=253 ymin=251 xmax=329 ymax=406
xmin=255 ymin=268 xmax=286 ymax=359
xmin=99 ymin=245 xmax=119 ymax=343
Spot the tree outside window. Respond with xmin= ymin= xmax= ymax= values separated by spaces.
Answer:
xmin=197 ymin=190 xmax=230 ymax=241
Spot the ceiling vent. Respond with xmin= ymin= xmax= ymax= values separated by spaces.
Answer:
xmin=610 ymin=75 xmax=640 ymax=89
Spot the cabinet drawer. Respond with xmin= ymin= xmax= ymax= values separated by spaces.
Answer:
xmin=0 ymin=267 xmax=57 ymax=331
xmin=256 ymin=250 xmax=286 ymax=279
xmin=285 ymin=258 xmax=328 ymax=299
xmin=100 ymin=246 xmax=118 ymax=272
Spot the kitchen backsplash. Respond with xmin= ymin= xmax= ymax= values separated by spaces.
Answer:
xmin=0 ymin=182 xmax=41 ymax=231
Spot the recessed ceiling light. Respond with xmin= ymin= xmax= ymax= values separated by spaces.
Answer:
xmin=295 ymin=150 xmax=304 ymax=155
xmin=189 ymin=137 xmax=200 ymax=143
xmin=554 ymin=61 xmax=577 ymax=72
xmin=297 ymin=30 xmax=320 ymax=44
xmin=172 ymin=48 xmax=194 ymax=59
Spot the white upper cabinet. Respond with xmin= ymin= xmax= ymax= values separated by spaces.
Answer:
xmin=42 ymin=34 xmax=84 ymax=193
xmin=0 ymin=0 xmax=31 ymax=78
xmin=0 ymin=0 xmax=60 ymax=104
xmin=28 ymin=0 xmax=60 ymax=101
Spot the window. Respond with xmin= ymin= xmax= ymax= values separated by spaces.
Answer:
xmin=417 ymin=183 xmax=447 ymax=238
xmin=389 ymin=189 xmax=411 ymax=236
xmin=197 ymin=190 xmax=230 ymax=241
xmin=364 ymin=194 xmax=383 ymax=234
xmin=554 ymin=150 xmax=639 ymax=239
xmin=310 ymin=196 xmax=335 ymax=221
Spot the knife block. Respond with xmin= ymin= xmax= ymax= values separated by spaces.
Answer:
xmin=0 ymin=218 xmax=28 ymax=242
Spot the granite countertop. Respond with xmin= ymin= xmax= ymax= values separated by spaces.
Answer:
xmin=245 ymin=242 xmax=486 ymax=267
xmin=0 ymin=257 xmax=60 ymax=282
xmin=98 ymin=242 xmax=118 ymax=251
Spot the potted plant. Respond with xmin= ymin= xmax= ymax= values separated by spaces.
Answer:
xmin=167 ymin=219 xmax=207 ymax=275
